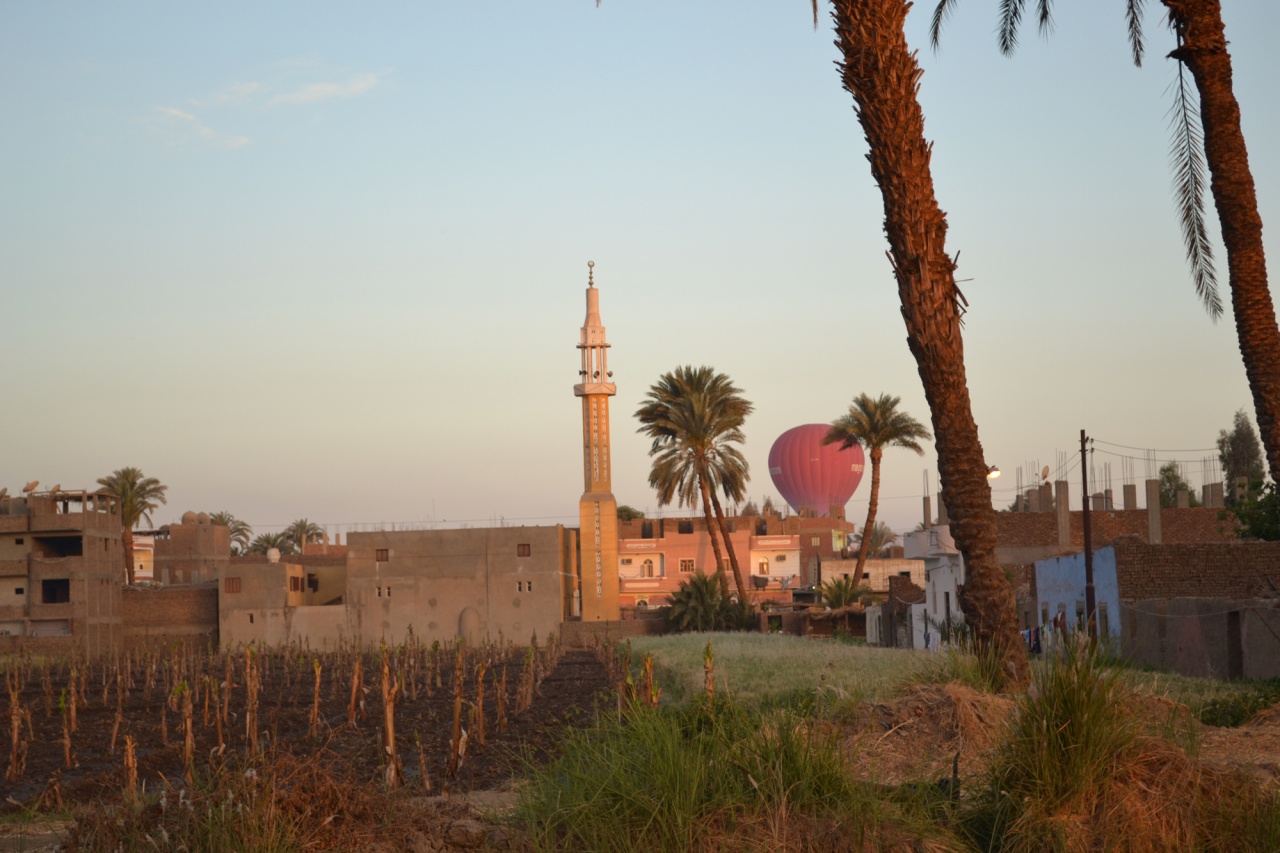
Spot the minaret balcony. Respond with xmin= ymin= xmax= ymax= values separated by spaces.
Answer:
xmin=574 ymin=382 xmax=617 ymax=397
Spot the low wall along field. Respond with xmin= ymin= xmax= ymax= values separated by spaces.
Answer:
xmin=122 ymin=584 xmax=219 ymax=650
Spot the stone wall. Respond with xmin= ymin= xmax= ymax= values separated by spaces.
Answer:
xmin=122 ymin=584 xmax=218 ymax=650
xmin=560 ymin=617 xmax=669 ymax=648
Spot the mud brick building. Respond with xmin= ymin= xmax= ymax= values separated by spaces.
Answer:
xmin=0 ymin=488 xmax=123 ymax=656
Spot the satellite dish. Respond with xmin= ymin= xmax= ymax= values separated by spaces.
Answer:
xmin=22 ymin=481 xmax=38 ymax=493
xmin=1041 ymin=466 xmax=1051 ymax=482
xmin=48 ymin=484 xmax=61 ymax=495
xmin=0 ymin=488 xmax=8 ymax=500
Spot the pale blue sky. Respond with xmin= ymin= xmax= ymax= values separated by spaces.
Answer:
xmin=3 ymin=1 xmax=1277 ymax=539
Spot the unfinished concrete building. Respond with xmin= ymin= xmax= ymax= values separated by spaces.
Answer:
xmin=0 ymin=487 xmax=123 ymax=656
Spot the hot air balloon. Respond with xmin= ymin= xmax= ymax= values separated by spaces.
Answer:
xmin=767 ymin=424 xmax=865 ymax=515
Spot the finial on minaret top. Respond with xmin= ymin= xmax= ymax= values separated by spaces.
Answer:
xmin=587 ymin=259 xmax=595 ymax=288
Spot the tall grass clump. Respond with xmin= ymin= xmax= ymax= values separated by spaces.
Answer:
xmin=962 ymin=635 xmax=1280 ymax=851
xmin=517 ymin=696 xmax=961 ymax=852
xmin=902 ymin=642 xmax=1007 ymax=695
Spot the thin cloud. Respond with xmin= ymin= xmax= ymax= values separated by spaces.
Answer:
xmin=268 ymin=72 xmax=381 ymax=106
xmin=156 ymin=106 xmax=249 ymax=149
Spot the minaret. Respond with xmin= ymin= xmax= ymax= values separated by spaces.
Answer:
xmin=575 ymin=261 xmax=620 ymax=621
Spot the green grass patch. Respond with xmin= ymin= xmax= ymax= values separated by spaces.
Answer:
xmin=516 ymin=698 xmax=963 ymax=852
xmin=625 ymin=633 xmax=924 ymax=707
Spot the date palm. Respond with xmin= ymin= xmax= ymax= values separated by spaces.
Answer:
xmin=283 ymin=518 xmax=325 ymax=552
xmin=636 ymin=366 xmax=753 ymax=604
xmin=96 ymin=467 xmax=168 ymax=584
xmin=855 ymin=520 xmax=900 ymax=558
xmin=930 ymin=0 xmax=1280 ymax=484
xmin=825 ymin=394 xmax=929 ymax=588
xmin=247 ymin=531 xmax=294 ymax=557
xmin=209 ymin=511 xmax=253 ymax=556
xmin=820 ymin=0 xmax=1028 ymax=686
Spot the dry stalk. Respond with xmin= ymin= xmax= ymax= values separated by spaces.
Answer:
xmin=123 ymin=735 xmax=138 ymax=805
xmin=474 ymin=661 xmax=489 ymax=750
xmin=347 ymin=656 xmax=363 ymax=728
xmin=704 ymin=640 xmax=715 ymax=703
xmin=381 ymin=647 xmax=402 ymax=790
xmin=416 ymin=736 xmax=431 ymax=793
xmin=6 ymin=673 xmax=26 ymax=782
xmin=60 ymin=690 xmax=73 ymax=768
xmin=309 ymin=659 xmax=323 ymax=737
xmin=446 ymin=645 xmax=465 ymax=778
xmin=642 ymin=653 xmax=661 ymax=709
xmin=244 ymin=647 xmax=260 ymax=754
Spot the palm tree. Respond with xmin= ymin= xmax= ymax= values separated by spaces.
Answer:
xmin=635 ymin=366 xmax=753 ymax=603
xmin=666 ymin=570 xmax=728 ymax=633
xmin=247 ymin=532 xmax=294 ymax=557
xmin=825 ymin=394 xmax=929 ymax=589
xmin=821 ymin=575 xmax=869 ymax=609
xmin=283 ymin=518 xmax=324 ymax=553
xmin=930 ymin=0 xmax=1280 ymax=485
xmin=855 ymin=521 xmax=900 ymax=558
xmin=209 ymin=511 xmax=253 ymax=556
xmin=823 ymin=1 xmax=1029 ymax=686
xmin=96 ymin=467 xmax=168 ymax=584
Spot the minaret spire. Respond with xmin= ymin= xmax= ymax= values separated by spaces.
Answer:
xmin=574 ymin=260 xmax=620 ymax=621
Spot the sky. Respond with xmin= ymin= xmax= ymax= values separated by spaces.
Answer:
xmin=3 ymin=1 xmax=1277 ymax=542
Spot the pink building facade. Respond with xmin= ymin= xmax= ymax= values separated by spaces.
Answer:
xmin=618 ymin=528 xmax=802 ymax=608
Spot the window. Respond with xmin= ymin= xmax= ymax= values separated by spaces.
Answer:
xmin=776 ymin=554 xmax=786 ymax=562
xmin=386 ymin=586 xmax=391 ymax=598
xmin=225 ymin=577 xmax=241 ymax=594
xmin=527 ymin=581 xmax=533 ymax=592
xmin=41 ymin=579 xmax=70 ymax=604
xmin=679 ymin=559 xmax=695 ymax=573
xmin=14 ymin=538 xmax=23 ymax=545
xmin=811 ymin=536 xmax=821 ymax=547
xmin=377 ymin=586 xmax=383 ymax=598
xmin=642 ymin=559 xmax=655 ymax=578
xmin=757 ymin=559 xmax=769 ymax=576
xmin=620 ymin=558 xmax=632 ymax=565
xmin=289 ymin=576 xmax=302 ymax=592
xmin=248 ymin=613 xmax=254 ymax=624
xmin=517 ymin=544 xmax=531 ymax=557
xmin=898 ymin=571 xmax=911 ymax=578
xmin=14 ymin=587 xmax=24 ymax=596
xmin=677 ymin=520 xmax=693 ymax=534
xmin=307 ymin=574 xmax=319 ymax=592
xmin=518 ymin=581 xmax=524 ymax=592
xmin=375 ymin=549 xmax=389 ymax=563
xmin=636 ymin=599 xmax=649 ymax=609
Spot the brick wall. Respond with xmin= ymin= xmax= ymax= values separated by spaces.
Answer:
xmin=122 ymin=584 xmax=219 ymax=650
xmin=1113 ymin=536 xmax=1280 ymax=601
xmin=560 ymin=617 xmax=669 ymax=648
xmin=995 ymin=506 xmax=1235 ymax=550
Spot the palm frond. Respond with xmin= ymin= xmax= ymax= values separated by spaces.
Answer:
xmin=1126 ymin=0 xmax=1147 ymax=66
xmin=998 ymin=0 xmax=1027 ymax=55
xmin=929 ymin=0 xmax=961 ymax=50
xmin=1168 ymin=59 xmax=1222 ymax=320
xmin=1035 ymin=0 xmax=1053 ymax=38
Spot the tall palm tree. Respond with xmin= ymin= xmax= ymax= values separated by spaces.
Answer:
xmin=824 ymin=394 xmax=929 ymax=588
xmin=247 ymin=532 xmax=294 ymax=557
xmin=824 ymin=0 xmax=1029 ymax=686
xmin=930 ymin=0 xmax=1280 ymax=484
xmin=209 ymin=511 xmax=253 ymax=556
xmin=96 ymin=467 xmax=168 ymax=584
xmin=283 ymin=518 xmax=324 ymax=553
xmin=635 ymin=366 xmax=753 ymax=603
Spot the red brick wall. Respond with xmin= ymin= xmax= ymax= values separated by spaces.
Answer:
xmin=122 ymin=584 xmax=218 ymax=650
xmin=1113 ymin=536 xmax=1280 ymax=601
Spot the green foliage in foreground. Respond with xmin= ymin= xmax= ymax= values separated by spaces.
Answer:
xmin=516 ymin=697 xmax=961 ymax=853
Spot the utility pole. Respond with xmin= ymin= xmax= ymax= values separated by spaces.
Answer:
xmin=1080 ymin=429 xmax=1096 ymax=640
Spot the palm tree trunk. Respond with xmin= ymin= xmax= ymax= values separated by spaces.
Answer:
xmin=123 ymin=528 xmax=136 ymax=585
xmin=1166 ymin=0 xmax=1280 ymax=483
xmin=697 ymin=476 xmax=730 ymax=597
xmin=852 ymin=449 xmax=882 ymax=588
xmin=832 ymin=0 xmax=1028 ymax=687
xmin=708 ymin=490 xmax=749 ymax=603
